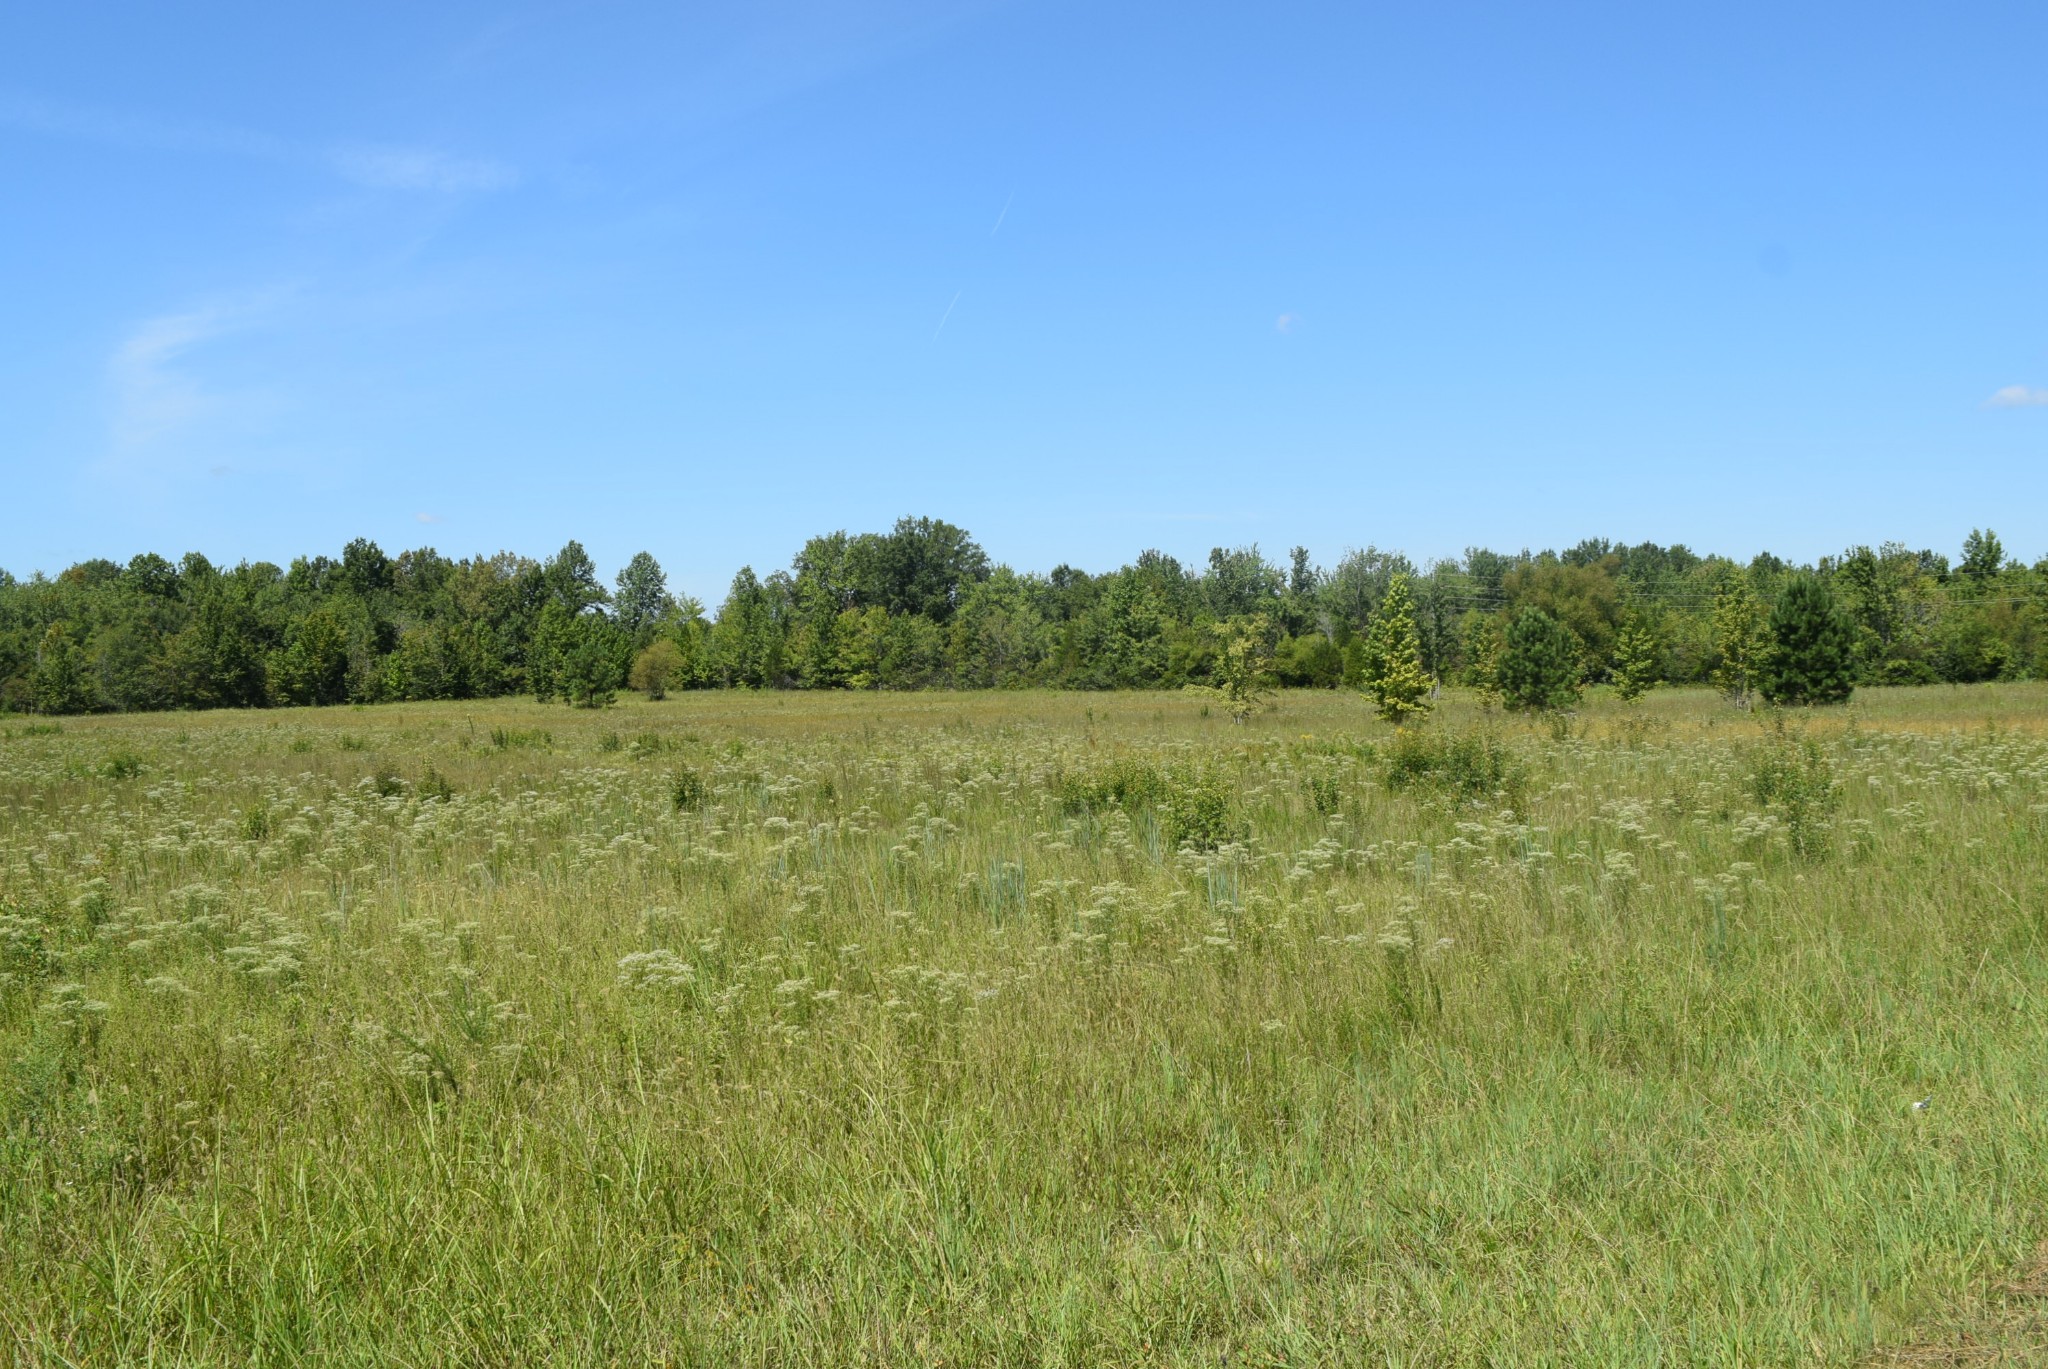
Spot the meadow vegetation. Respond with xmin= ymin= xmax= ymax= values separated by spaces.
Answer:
xmin=4 ymin=684 xmax=2048 ymax=1364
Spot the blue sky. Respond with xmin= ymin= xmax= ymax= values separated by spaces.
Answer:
xmin=3 ymin=1 xmax=2044 ymax=600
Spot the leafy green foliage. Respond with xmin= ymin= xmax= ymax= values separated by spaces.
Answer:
xmin=670 ymin=768 xmax=707 ymax=811
xmin=1611 ymin=618 xmax=1660 ymax=703
xmin=613 ymin=552 xmax=675 ymax=644
xmin=1196 ymin=614 xmax=1274 ymax=724
xmin=2 ymin=524 xmax=2044 ymax=715
xmin=1057 ymin=756 xmax=1168 ymax=815
xmin=1711 ymin=569 xmax=1770 ymax=707
xmin=1749 ymin=731 xmax=1840 ymax=855
xmin=1159 ymin=765 xmax=1246 ymax=850
xmin=1383 ymin=726 xmax=1522 ymax=803
xmin=629 ymin=639 xmax=686 ymax=700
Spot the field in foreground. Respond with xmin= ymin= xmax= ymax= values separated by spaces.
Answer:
xmin=4 ymin=684 xmax=2048 ymax=1366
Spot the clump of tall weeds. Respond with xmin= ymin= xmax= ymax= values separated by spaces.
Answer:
xmin=1057 ymin=756 xmax=1245 ymax=850
xmin=1383 ymin=726 xmax=1523 ymax=805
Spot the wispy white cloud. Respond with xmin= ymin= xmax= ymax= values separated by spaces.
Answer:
xmin=1984 ymin=384 xmax=2048 ymax=408
xmin=330 ymin=143 xmax=519 ymax=193
xmin=415 ymin=512 xmax=444 ymax=524
xmin=0 ymin=90 xmax=285 ymax=159
xmin=103 ymin=293 xmax=288 ymax=474
xmin=0 ymin=88 xmax=516 ymax=195
xmin=109 ymin=307 xmax=237 ymax=452
xmin=1275 ymin=312 xmax=1301 ymax=334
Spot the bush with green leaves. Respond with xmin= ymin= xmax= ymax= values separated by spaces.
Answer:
xmin=1160 ymin=766 xmax=1245 ymax=850
xmin=1611 ymin=618 xmax=1660 ymax=703
xmin=1383 ymin=726 xmax=1523 ymax=804
xmin=670 ymin=769 xmax=707 ymax=811
xmin=1749 ymin=732 xmax=1839 ymax=855
xmin=1056 ymin=756 xmax=1168 ymax=815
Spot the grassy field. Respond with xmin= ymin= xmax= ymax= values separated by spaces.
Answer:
xmin=4 ymin=684 xmax=2048 ymax=1365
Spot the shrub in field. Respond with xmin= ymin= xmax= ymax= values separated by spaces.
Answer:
xmin=1057 ymin=756 xmax=1168 ymax=815
xmin=1160 ymin=766 xmax=1245 ymax=850
xmin=1384 ymin=726 xmax=1521 ymax=803
xmin=1749 ymin=733 xmax=1839 ymax=855
xmin=670 ymin=768 xmax=707 ymax=811
xmin=630 ymin=639 xmax=686 ymax=700
xmin=489 ymin=727 xmax=551 ymax=751
xmin=1057 ymin=756 xmax=1241 ymax=848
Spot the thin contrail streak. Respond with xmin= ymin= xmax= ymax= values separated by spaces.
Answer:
xmin=932 ymin=289 xmax=962 ymax=339
xmin=990 ymin=190 xmax=1014 ymax=236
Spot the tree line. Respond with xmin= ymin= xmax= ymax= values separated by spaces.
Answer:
xmin=2 ymin=518 xmax=2041 ymax=715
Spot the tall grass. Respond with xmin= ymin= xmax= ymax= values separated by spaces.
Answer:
xmin=3 ymin=684 xmax=2047 ymax=1365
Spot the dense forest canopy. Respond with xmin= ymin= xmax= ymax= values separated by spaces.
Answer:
xmin=3 ymin=519 xmax=2042 ymax=714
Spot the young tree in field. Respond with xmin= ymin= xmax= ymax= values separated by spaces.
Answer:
xmin=559 ymin=614 xmax=627 ymax=708
xmin=1460 ymin=611 xmax=1505 ymax=711
xmin=1198 ymin=614 xmax=1273 ymax=723
xmin=1611 ymin=617 xmax=1660 ymax=704
xmin=629 ymin=638 xmax=686 ymax=699
xmin=1496 ymin=608 xmax=1582 ymax=712
xmin=1759 ymin=574 xmax=1855 ymax=705
xmin=1711 ymin=569 xmax=1769 ymax=708
xmin=1361 ymin=574 xmax=1432 ymax=724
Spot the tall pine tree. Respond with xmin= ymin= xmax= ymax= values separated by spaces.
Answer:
xmin=1760 ymin=574 xmax=1855 ymax=705
xmin=1361 ymin=574 xmax=1432 ymax=724
xmin=1497 ymin=608 xmax=1582 ymax=712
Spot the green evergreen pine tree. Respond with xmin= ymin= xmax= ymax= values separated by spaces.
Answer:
xmin=1496 ymin=608 xmax=1582 ymax=712
xmin=1361 ymin=575 xmax=1432 ymax=724
xmin=1611 ymin=618 xmax=1660 ymax=704
xmin=1760 ymin=573 xmax=1855 ymax=705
